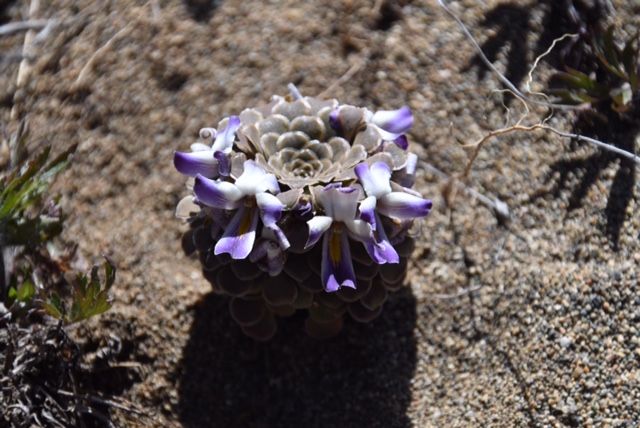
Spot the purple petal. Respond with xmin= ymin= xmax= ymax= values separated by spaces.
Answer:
xmin=174 ymin=151 xmax=219 ymax=178
xmin=293 ymin=199 xmax=313 ymax=220
xmin=405 ymin=153 xmax=417 ymax=176
xmin=373 ymin=126 xmax=401 ymax=141
xmin=266 ymin=248 xmax=286 ymax=276
xmin=214 ymin=151 xmax=230 ymax=176
xmin=256 ymin=193 xmax=290 ymax=250
xmin=288 ymin=83 xmax=304 ymax=100
xmin=256 ymin=193 xmax=283 ymax=225
xmin=371 ymin=106 xmax=413 ymax=135
xmin=365 ymin=213 xmax=399 ymax=264
xmin=211 ymin=116 xmax=241 ymax=153
xmin=214 ymin=204 xmax=259 ymax=259
xmin=366 ymin=240 xmax=400 ymax=264
xmin=394 ymin=134 xmax=409 ymax=150
xmin=329 ymin=108 xmax=342 ymax=133
xmin=305 ymin=216 xmax=333 ymax=248
xmin=355 ymin=162 xmax=391 ymax=199
xmin=191 ymin=142 xmax=212 ymax=151
xmin=378 ymin=192 xmax=433 ymax=219
xmin=321 ymin=224 xmax=357 ymax=292
xmin=194 ymin=175 xmax=244 ymax=209
xmin=359 ymin=196 xmax=377 ymax=228
xmin=250 ymin=238 xmax=285 ymax=276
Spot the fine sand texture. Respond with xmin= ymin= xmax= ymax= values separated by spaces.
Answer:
xmin=1 ymin=0 xmax=639 ymax=426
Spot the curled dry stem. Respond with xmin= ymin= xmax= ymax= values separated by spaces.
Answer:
xmin=437 ymin=0 xmax=639 ymax=168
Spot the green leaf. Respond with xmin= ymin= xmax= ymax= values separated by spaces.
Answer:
xmin=0 ymin=143 xmax=75 ymax=222
xmin=550 ymin=89 xmax=601 ymax=105
xmin=621 ymin=38 xmax=639 ymax=90
xmin=103 ymin=255 xmax=117 ymax=290
xmin=40 ymin=144 xmax=77 ymax=182
xmin=40 ymin=292 xmax=66 ymax=320
xmin=16 ymin=280 xmax=35 ymax=302
xmin=7 ymin=286 xmax=17 ymax=303
xmin=603 ymin=26 xmax=623 ymax=73
xmin=4 ymin=216 xmax=64 ymax=246
xmin=1 ymin=146 xmax=50 ymax=200
xmin=556 ymin=69 xmax=609 ymax=95
xmin=592 ymin=26 xmax=628 ymax=80
xmin=60 ymin=256 xmax=117 ymax=324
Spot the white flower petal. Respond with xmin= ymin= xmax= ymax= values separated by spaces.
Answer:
xmin=190 ymin=142 xmax=212 ymax=152
xmin=306 ymin=216 xmax=333 ymax=248
xmin=211 ymin=116 xmax=241 ymax=153
xmin=318 ymin=184 xmax=360 ymax=223
xmin=344 ymin=219 xmax=374 ymax=243
xmin=175 ymin=196 xmax=199 ymax=219
xmin=355 ymin=162 xmax=391 ymax=199
xmin=234 ymin=160 xmax=280 ymax=196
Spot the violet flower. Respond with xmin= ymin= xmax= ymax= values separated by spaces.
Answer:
xmin=250 ymin=230 xmax=286 ymax=277
xmin=193 ymin=160 xmax=289 ymax=259
xmin=329 ymin=105 xmax=413 ymax=149
xmin=173 ymin=116 xmax=241 ymax=178
xmin=355 ymin=162 xmax=432 ymax=263
xmin=174 ymin=86 xmax=434 ymax=340
xmin=367 ymin=106 xmax=414 ymax=142
xmin=305 ymin=184 xmax=374 ymax=292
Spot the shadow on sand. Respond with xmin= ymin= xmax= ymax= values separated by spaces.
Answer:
xmin=176 ymin=288 xmax=417 ymax=428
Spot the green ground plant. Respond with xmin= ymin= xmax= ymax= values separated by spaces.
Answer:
xmin=1 ymin=120 xmax=119 ymax=427
xmin=0 ymin=120 xmax=116 ymax=325
xmin=552 ymin=24 xmax=639 ymax=113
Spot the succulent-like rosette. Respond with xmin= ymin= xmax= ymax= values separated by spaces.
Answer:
xmin=174 ymin=85 xmax=432 ymax=340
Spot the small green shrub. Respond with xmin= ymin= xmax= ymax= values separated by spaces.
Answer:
xmin=1 ymin=120 xmax=116 ymax=325
xmin=552 ymin=25 xmax=639 ymax=113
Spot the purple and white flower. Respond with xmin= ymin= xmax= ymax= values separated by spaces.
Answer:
xmin=328 ymin=105 xmax=413 ymax=149
xmin=305 ymin=184 xmax=374 ymax=292
xmin=367 ymin=106 xmax=414 ymax=142
xmin=355 ymin=162 xmax=432 ymax=263
xmin=174 ymin=86 xmax=435 ymax=340
xmin=173 ymin=116 xmax=241 ymax=178
xmin=193 ymin=160 xmax=289 ymax=259
xmin=250 ymin=230 xmax=286 ymax=277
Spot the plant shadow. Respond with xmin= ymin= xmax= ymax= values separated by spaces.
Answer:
xmin=464 ymin=0 xmax=610 ymax=105
xmin=464 ymin=0 xmax=636 ymax=248
xmin=183 ymin=0 xmax=220 ymax=23
xmin=535 ymin=107 xmax=638 ymax=250
xmin=176 ymin=288 xmax=417 ymax=428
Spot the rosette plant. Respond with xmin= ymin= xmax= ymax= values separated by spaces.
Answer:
xmin=174 ymin=85 xmax=432 ymax=340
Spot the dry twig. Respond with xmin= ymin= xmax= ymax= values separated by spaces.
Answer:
xmin=436 ymin=0 xmax=639 ymax=167
xmin=0 ymin=19 xmax=52 ymax=37
xmin=74 ymin=23 xmax=134 ymax=90
xmin=318 ymin=48 xmax=370 ymax=99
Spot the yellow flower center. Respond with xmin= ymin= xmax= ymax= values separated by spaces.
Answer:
xmin=237 ymin=199 xmax=256 ymax=236
xmin=329 ymin=224 xmax=343 ymax=265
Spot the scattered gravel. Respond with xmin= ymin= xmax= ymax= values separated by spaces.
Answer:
xmin=1 ymin=0 xmax=638 ymax=426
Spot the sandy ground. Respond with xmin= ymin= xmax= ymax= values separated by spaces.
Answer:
xmin=1 ymin=0 xmax=639 ymax=426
